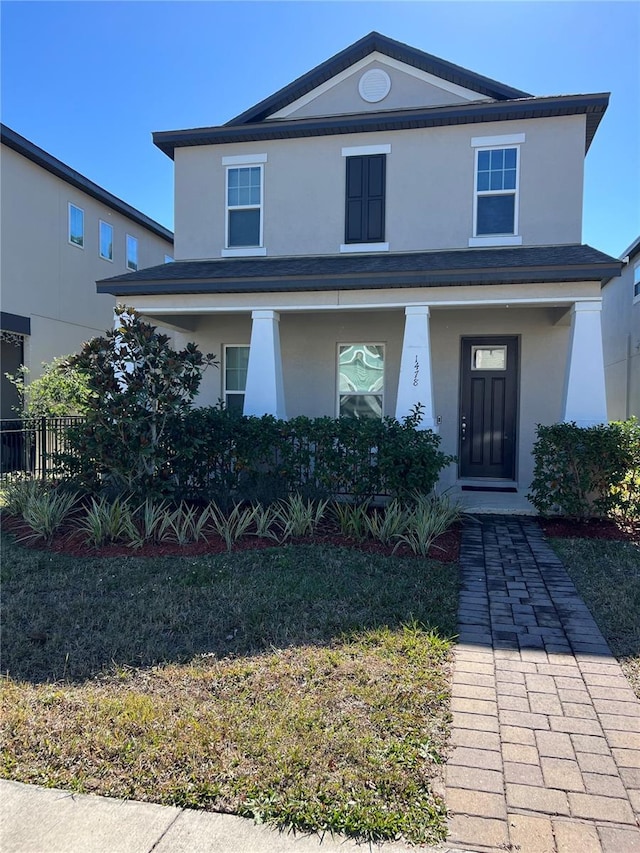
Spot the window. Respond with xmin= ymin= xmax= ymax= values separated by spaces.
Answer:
xmin=634 ymin=262 xmax=640 ymax=302
xmin=344 ymin=155 xmax=386 ymax=244
xmin=224 ymin=345 xmax=249 ymax=413
xmin=99 ymin=220 xmax=113 ymax=261
xmin=68 ymin=203 xmax=84 ymax=248
xmin=164 ymin=255 xmax=174 ymax=263
xmin=475 ymin=147 xmax=518 ymax=236
xmin=226 ymin=166 xmax=262 ymax=248
xmin=338 ymin=344 xmax=384 ymax=419
xmin=126 ymin=235 xmax=138 ymax=271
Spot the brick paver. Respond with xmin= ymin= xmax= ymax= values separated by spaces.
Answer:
xmin=444 ymin=515 xmax=640 ymax=852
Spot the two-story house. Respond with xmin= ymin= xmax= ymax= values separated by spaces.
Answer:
xmin=97 ymin=32 xmax=621 ymax=511
xmin=0 ymin=124 xmax=174 ymax=418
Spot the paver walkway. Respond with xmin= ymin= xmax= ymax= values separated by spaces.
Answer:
xmin=445 ymin=515 xmax=640 ymax=853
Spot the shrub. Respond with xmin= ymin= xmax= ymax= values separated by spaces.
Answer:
xmin=393 ymin=493 xmax=463 ymax=557
xmin=20 ymin=487 xmax=79 ymax=543
xmin=528 ymin=420 xmax=640 ymax=519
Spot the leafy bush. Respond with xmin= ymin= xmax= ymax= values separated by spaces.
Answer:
xmin=4 ymin=356 xmax=93 ymax=417
xmin=528 ymin=420 xmax=640 ymax=519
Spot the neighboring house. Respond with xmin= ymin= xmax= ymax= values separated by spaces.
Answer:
xmin=0 ymin=124 xmax=174 ymax=418
xmin=97 ymin=32 xmax=622 ymax=511
xmin=602 ymin=237 xmax=640 ymax=420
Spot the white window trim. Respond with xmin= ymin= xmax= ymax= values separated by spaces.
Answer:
xmin=224 ymin=163 xmax=265 ymax=253
xmin=223 ymin=343 xmax=250 ymax=411
xmin=68 ymin=202 xmax=84 ymax=249
xmin=99 ymin=219 xmax=113 ymax=262
xmin=341 ymin=144 xmax=391 ymax=157
xmin=471 ymin=133 xmax=526 ymax=148
xmin=222 ymin=153 xmax=268 ymax=166
xmin=633 ymin=260 xmax=640 ymax=305
xmin=340 ymin=242 xmax=389 ymax=253
xmin=126 ymin=234 xmax=138 ymax=271
xmin=470 ymin=143 xmax=521 ymax=246
xmin=337 ymin=342 xmax=385 ymax=419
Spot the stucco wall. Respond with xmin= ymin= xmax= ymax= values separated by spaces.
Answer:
xmin=602 ymin=258 xmax=640 ymax=420
xmin=171 ymin=304 xmax=568 ymax=507
xmin=174 ymin=114 xmax=585 ymax=261
xmin=0 ymin=145 xmax=173 ymax=381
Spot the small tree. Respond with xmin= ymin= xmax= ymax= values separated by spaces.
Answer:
xmin=67 ymin=305 xmax=217 ymax=498
xmin=5 ymin=356 xmax=92 ymax=418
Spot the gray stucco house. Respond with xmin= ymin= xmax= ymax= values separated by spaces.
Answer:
xmin=97 ymin=32 xmax=621 ymax=511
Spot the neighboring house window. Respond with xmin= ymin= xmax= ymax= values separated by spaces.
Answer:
xmin=164 ymin=254 xmax=174 ymax=263
xmin=344 ymin=155 xmax=386 ymax=244
xmin=338 ymin=344 xmax=384 ymax=419
xmin=224 ymin=345 xmax=250 ymax=413
xmin=226 ymin=166 xmax=263 ymax=248
xmin=634 ymin=262 xmax=640 ymax=302
xmin=99 ymin=220 xmax=113 ymax=261
xmin=126 ymin=235 xmax=138 ymax=271
xmin=475 ymin=146 xmax=519 ymax=236
xmin=68 ymin=203 xmax=84 ymax=248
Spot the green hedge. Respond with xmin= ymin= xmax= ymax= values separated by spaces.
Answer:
xmin=62 ymin=406 xmax=456 ymax=504
xmin=527 ymin=419 xmax=640 ymax=520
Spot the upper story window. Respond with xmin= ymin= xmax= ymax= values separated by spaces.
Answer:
xmin=99 ymin=220 xmax=113 ymax=261
xmin=126 ymin=235 xmax=138 ymax=271
xmin=68 ymin=203 xmax=84 ymax=248
xmin=344 ymin=154 xmax=386 ymax=245
xmin=633 ymin=261 xmax=640 ymax=303
xmin=226 ymin=166 xmax=263 ymax=248
xmin=338 ymin=343 xmax=385 ymax=419
xmin=224 ymin=345 xmax=250 ymax=414
xmin=470 ymin=134 xmax=524 ymax=248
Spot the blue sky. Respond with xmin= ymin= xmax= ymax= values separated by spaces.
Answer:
xmin=2 ymin=1 xmax=638 ymax=257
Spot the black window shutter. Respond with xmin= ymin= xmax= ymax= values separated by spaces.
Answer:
xmin=345 ymin=155 xmax=385 ymax=243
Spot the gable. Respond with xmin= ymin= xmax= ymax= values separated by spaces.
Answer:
xmin=267 ymin=54 xmax=492 ymax=121
xmin=226 ymin=32 xmax=531 ymax=127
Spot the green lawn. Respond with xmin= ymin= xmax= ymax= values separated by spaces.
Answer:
xmin=551 ymin=537 xmax=640 ymax=698
xmin=0 ymin=533 xmax=459 ymax=844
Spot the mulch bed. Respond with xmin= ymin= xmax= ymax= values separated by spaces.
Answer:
xmin=539 ymin=516 xmax=639 ymax=545
xmin=0 ymin=514 xmax=462 ymax=563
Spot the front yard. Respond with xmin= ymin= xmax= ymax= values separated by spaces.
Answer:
xmin=0 ymin=534 xmax=459 ymax=844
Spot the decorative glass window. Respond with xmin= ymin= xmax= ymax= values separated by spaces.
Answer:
xmin=224 ymin=345 xmax=250 ymax=413
xmin=126 ymin=235 xmax=138 ymax=271
xmin=99 ymin=220 xmax=113 ymax=261
xmin=338 ymin=344 xmax=384 ymax=419
xmin=471 ymin=345 xmax=507 ymax=370
xmin=475 ymin=147 xmax=518 ymax=236
xmin=226 ymin=166 xmax=262 ymax=248
xmin=68 ymin=203 xmax=84 ymax=248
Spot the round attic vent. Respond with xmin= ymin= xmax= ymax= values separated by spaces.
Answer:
xmin=358 ymin=69 xmax=391 ymax=103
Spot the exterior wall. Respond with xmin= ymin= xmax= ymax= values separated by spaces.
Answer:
xmin=0 ymin=144 xmax=173 ymax=384
xmin=273 ymin=59 xmax=482 ymax=120
xmin=602 ymin=257 xmax=640 ymax=420
xmin=174 ymin=114 xmax=585 ymax=261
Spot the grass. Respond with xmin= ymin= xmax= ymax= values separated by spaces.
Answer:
xmin=551 ymin=537 xmax=640 ymax=698
xmin=1 ymin=533 xmax=459 ymax=844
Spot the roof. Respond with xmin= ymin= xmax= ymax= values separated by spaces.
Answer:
xmin=1 ymin=124 xmax=174 ymax=244
xmin=225 ymin=31 xmax=532 ymax=126
xmin=601 ymin=235 xmax=640 ymax=287
xmin=97 ymin=244 xmax=622 ymax=297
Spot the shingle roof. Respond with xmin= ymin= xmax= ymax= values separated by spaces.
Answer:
xmin=97 ymin=244 xmax=621 ymax=297
xmin=225 ymin=31 xmax=532 ymax=126
xmin=1 ymin=124 xmax=174 ymax=244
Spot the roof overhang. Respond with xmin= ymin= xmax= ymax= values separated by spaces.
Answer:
xmin=97 ymin=246 xmax=622 ymax=298
xmin=153 ymin=93 xmax=609 ymax=160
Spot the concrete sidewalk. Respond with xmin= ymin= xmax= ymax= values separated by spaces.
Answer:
xmin=0 ymin=779 xmax=473 ymax=853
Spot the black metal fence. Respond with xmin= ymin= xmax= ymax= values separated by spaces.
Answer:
xmin=0 ymin=417 xmax=84 ymax=478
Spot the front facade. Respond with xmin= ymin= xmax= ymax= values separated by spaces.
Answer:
xmin=602 ymin=237 xmax=640 ymax=420
xmin=98 ymin=33 xmax=621 ymax=511
xmin=0 ymin=125 xmax=174 ymax=418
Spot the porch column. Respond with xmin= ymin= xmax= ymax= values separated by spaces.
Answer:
xmin=395 ymin=305 xmax=437 ymax=431
xmin=562 ymin=300 xmax=608 ymax=426
xmin=244 ymin=310 xmax=286 ymax=419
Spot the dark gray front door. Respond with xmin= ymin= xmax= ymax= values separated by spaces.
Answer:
xmin=459 ymin=336 xmax=518 ymax=480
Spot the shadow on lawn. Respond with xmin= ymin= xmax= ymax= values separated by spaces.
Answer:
xmin=1 ymin=533 xmax=460 ymax=685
